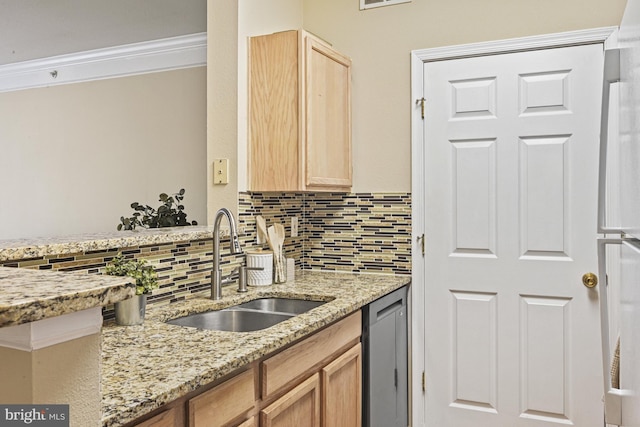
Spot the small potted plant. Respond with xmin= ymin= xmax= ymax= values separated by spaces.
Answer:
xmin=118 ymin=188 xmax=198 ymax=231
xmin=105 ymin=253 xmax=158 ymax=325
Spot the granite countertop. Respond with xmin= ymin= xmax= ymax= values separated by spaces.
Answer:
xmin=0 ymin=267 xmax=135 ymax=327
xmin=0 ymin=226 xmax=217 ymax=262
xmin=101 ymin=270 xmax=411 ymax=427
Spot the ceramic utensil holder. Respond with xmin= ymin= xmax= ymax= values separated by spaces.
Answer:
xmin=246 ymin=250 xmax=273 ymax=286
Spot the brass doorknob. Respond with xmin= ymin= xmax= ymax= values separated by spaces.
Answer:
xmin=582 ymin=272 xmax=598 ymax=288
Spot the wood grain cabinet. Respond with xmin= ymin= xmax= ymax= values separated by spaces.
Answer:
xmin=237 ymin=417 xmax=258 ymax=427
xmin=261 ymin=312 xmax=362 ymax=427
xmin=128 ymin=312 xmax=362 ymax=427
xmin=248 ymin=29 xmax=352 ymax=192
xmin=261 ymin=374 xmax=321 ymax=427
xmin=188 ymin=367 xmax=255 ymax=427
xmin=321 ymin=343 xmax=362 ymax=427
xmin=133 ymin=407 xmax=180 ymax=427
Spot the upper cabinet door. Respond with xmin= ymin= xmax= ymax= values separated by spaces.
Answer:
xmin=248 ymin=30 xmax=352 ymax=192
xmin=304 ymin=36 xmax=352 ymax=190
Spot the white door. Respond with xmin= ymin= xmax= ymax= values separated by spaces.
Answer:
xmin=423 ymin=44 xmax=604 ymax=426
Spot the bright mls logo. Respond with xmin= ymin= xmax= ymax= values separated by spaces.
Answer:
xmin=0 ymin=405 xmax=68 ymax=426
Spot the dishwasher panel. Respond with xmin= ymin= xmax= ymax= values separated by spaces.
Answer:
xmin=362 ymin=285 xmax=408 ymax=427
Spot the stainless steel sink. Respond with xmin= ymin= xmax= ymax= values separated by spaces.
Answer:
xmin=234 ymin=298 xmax=326 ymax=315
xmin=166 ymin=309 xmax=293 ymax=332
xmin=166 ymin=298 xmax=327 ymax=332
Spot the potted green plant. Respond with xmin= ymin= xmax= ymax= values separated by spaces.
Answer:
xmin=105 ymin=253 xmax=158 ymax=325
xmin=118 ymin=188 xmax=198 ymax=231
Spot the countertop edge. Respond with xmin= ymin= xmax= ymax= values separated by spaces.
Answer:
xmin=0 ymin=268 xmax=136 ymax=327
xmin=0 ymin=226 xmax=217 ymax=262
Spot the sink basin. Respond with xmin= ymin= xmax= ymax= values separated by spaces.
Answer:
xmin=234 ymin=298 xmax=326 ymax=315
xmin=166 ymin=309 xmax=293 ymax=332
xmin=166 ymin=298 xmax=327 ymax=332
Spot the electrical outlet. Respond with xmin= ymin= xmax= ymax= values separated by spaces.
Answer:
xmin=291 ymin=216 xmax=299 ymax=237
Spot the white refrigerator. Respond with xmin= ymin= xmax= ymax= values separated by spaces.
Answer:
xmin=599 ymin=0 xmax=640 ymax=425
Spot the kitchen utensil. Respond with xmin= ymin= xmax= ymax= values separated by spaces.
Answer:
xmin=256 ymin=215 xmax=268 ymax=245
xmin=268 ymin=224 xmax=286 ymax=283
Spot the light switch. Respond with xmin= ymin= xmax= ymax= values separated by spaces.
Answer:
xmin=213 ymin=159 xmax=228 ymax=185
xmin=291 ymin=216 xmax=299 ymax=237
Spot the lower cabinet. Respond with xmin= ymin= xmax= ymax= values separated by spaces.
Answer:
xmin=130 ymin=311 xmax=362 ymax=427
xmin=260 ymin=312 xmax=361 ymax=427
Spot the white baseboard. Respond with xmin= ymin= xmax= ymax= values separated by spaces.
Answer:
xmin=0 ymin=32 xmax=207 ymax=93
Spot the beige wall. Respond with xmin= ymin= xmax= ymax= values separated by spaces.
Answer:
xmin=207 ymin=0 xmax=240 ymax=221
xmin=301 ymin=0 xmax=626 ymax=192
xmin=237 ymin=0 xmax=303 ymax=191
xmin=208 ymin=0 xmax=302 ymax=220
xmin=216 ymin=0 xmax=626 ymax=198
xmin=0 ymin=334 xmax=101 ymax=427
xmin=0 ymin=67 xmax=207 ymax=240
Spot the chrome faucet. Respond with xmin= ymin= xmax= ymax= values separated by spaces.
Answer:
xmin=211 ymin=208 xmax=243 ymax=300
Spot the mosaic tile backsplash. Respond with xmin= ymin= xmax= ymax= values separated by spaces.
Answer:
xmin=240 ymin=192 xmax=412 ymax=275
xmin=1 ymin=192 xmax=411 ymax=319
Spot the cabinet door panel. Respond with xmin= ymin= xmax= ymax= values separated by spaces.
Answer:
xmin=248 ymin=30 xmax=299 ymax=191
xmin=321 ymin=343 xmax=362 ymax=427
xmin=305 ymin=37 xmax=352 ymax=189
xmin=261 ymin=373 xmax=321 ymax=427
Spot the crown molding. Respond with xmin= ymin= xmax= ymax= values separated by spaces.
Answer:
xmin=412 ymin=27 xmax=618 ymax=62
xmin=0 ymin=32 xmax=207 ymax=93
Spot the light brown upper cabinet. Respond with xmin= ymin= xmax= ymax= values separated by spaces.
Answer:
xmin=248 ymin=30 xmax=352 ymax=192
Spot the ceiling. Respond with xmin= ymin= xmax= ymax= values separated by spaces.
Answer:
xmin=0 ymin=0 xmax=207 ymax=66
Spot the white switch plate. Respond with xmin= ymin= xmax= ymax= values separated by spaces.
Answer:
xmin=291 ymin=216 xmax=299 ymax=237
xmin=213 ymin=159 xmax=228 ymax=185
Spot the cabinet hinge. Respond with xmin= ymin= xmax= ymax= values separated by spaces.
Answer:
xmin=422 ymin=371 xmax=426 ymax=392
xmin=416 ymin=97 xmax=426 ymax=119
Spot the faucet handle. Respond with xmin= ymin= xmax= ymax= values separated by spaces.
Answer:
xmin=238 ymin=265 xmax=264 ymax=293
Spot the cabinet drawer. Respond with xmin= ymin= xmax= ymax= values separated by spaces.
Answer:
xmin=188 ymin=367 xmax=255 ymax=427
xmin=237 ymin=417 xmax=257 ymax=427
xmin=134 ymin=407 xmax=179 ymax=427
xmin=261 ymin=311 xmax=361 ymax=398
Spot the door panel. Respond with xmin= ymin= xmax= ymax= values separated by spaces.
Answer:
xmin=451 ymin=139 xmax=497 ymax=256
xmin=423 ymin=44 xmax=604 ymax=427
xmin=451 ymin=291 xmax=498 ymax=412
xmin=519 ymin=135 xmax=569 ymax=258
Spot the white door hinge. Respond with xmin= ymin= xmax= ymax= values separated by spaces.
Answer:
xmin=416 ymin=97 xmax=426 ymax=119
xmin=417 ymin=234 xmax=425 ymax=256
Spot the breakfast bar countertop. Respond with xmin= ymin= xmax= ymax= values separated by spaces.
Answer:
xmin=0 ymin=266 xmax=135 ymax=327
xmin=101 ymin=270 xmax=411 ymax=427
xmin=0 ymin=226 xmax=216 ymax=263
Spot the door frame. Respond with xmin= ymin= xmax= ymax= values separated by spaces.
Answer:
xmin=410 ymin=26 xmax=618 ymax=427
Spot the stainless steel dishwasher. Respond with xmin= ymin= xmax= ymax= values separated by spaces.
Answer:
xmin=362 ymin=285 xmax=408 ymax=427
